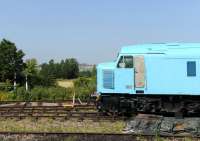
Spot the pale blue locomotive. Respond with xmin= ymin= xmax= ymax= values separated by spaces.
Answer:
xmin=97 ymin=43 xmax=200 ymax=116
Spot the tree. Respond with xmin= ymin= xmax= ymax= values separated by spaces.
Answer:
xmin=39 ymin=58 xmax=79 ymax=84
xmin=24 ymin=59 xmax=38 ymax=91
xmin=66 ymin=58 xmax=79 ymax=79
xmin=0 ymin=39 xmax=25 ymax=85
xmin=48 ymin=59 xmax=56 ymax=77
xmin=39 ymin=63 xmax=56 ymax=87
xmin=63 ymin=58 xmax=79 ymax=79
xmin=60 ymin=59 xmax=65 ymax=78
xmin=91 ymin=65 xmax=96 ymax=77
xmin=24 ymin=59 xmax=38 ymax=76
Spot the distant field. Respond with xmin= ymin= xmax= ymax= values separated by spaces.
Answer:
xmin=57 ymin=79 xmax=74 ymax=88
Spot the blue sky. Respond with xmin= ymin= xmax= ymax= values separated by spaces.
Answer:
xmin=0 ymin=0 xmax=200 ymax=64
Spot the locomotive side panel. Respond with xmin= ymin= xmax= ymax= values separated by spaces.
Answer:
xmin=145 ymin=55 xmax=200 ymax=95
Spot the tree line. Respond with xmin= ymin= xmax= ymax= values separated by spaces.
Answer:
xmin=40 ymin=59 xmax=79 ymax=80
xmin=0 ymin=39 xmax=96 ymax=101
xmin=0 ymin=39 xmax=87 ymax=89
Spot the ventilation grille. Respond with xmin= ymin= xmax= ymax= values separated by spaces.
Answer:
xmin=103 ymin=70 xmax=114 ymax=89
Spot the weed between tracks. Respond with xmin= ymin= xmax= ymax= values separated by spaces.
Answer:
xmin=0 ymin=118 xmax=125 ymax=133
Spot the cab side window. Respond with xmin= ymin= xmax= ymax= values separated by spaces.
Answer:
xmin=117 ymin=56 xmax=133 ymax=68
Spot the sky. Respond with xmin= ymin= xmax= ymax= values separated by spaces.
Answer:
xmin=0 ymin=0 xmax=200 ymax=64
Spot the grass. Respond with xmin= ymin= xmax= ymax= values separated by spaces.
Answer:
xmin=0 ymin=118 xmax=125 ymax=133
xmin=57 ymin=79 xmax=75 ymax=88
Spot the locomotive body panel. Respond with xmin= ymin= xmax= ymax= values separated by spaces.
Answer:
xmin=145 ymin=55 xmax=200 ymax=95
xmin=97 ymin=43 xmax=200 ymax=96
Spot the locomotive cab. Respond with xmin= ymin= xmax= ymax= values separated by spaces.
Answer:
xmin=97 ymin=54 xmax=146 ymax=95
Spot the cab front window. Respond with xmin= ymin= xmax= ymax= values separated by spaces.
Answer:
xmin=117 ymin=56 xmax=133 ymax=68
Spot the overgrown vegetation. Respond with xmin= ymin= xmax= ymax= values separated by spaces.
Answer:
xmin=0 ymin=39 xmax=96 ymax=101
xmin=74 ymin=77 xmax=96 ymax=100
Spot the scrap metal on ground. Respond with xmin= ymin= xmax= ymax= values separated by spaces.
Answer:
xmin=124 ymin=114 xmax=200 ymax=137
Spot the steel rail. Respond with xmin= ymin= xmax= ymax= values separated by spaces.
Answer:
xmin=0 ymin=100 xmax=94 ymax=104
xmin=0 ymin=109 xmax=124 ymax=121
xmin=0 ymin=131 xmax=198 ymax=139
xmin=0 ymin=105 xmax=95 ymax=109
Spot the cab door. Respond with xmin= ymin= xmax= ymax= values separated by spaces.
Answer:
xmin=134 ymin=56 xmax=146 ymax=91
xmin=115 ymin=56 xmax=134 ymax=94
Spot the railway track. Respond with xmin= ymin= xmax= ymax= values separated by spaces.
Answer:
xmin=0 ymin=100 xmax=95 ymax=107
xmin=1 ymin=100 xmax=199 ymax=117
xmin=0 ymin=132 xmax=198 ymax=141
xmin=0 ymin=111 xmax=124 ymax=121
xmin=0 ymin=99 xmax=93 ymax=103
xmin=0 ymin=100 xmax=199 ymax=121
xmin=0 ymin=101 xmax=126 ymax=121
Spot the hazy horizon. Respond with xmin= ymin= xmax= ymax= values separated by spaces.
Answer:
xmin=1 ymin=0 xmax=200 ymax=64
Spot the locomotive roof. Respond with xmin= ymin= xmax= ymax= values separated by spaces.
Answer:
xmin=120 ymin=43 xmax=200 ymax=55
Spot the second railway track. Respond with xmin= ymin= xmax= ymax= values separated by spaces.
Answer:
xmin=0 ymin=131 xmax=198 ymax=141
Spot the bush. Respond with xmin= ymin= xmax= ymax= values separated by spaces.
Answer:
xmin=30 ymin=86 xmax=73 ymax=101
xmin=0 ymin=86 xmax=74 ymax=101
xmin=0 ymin=76 xmax=97 ymax=101
xmin=14 ymin=87 xmax=28 ymax=100
xmin=0 ymin=90 xmax=20 ymax=101
xmin=74 ymin=77 xmax=96 ymax=100
xmin=0 ymin=91 xmax=12 ymax=100
xmin=79 ymin=70 xmax=92 ymax=77
xmin=0 ymin=80 xmax=13 ymax=91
